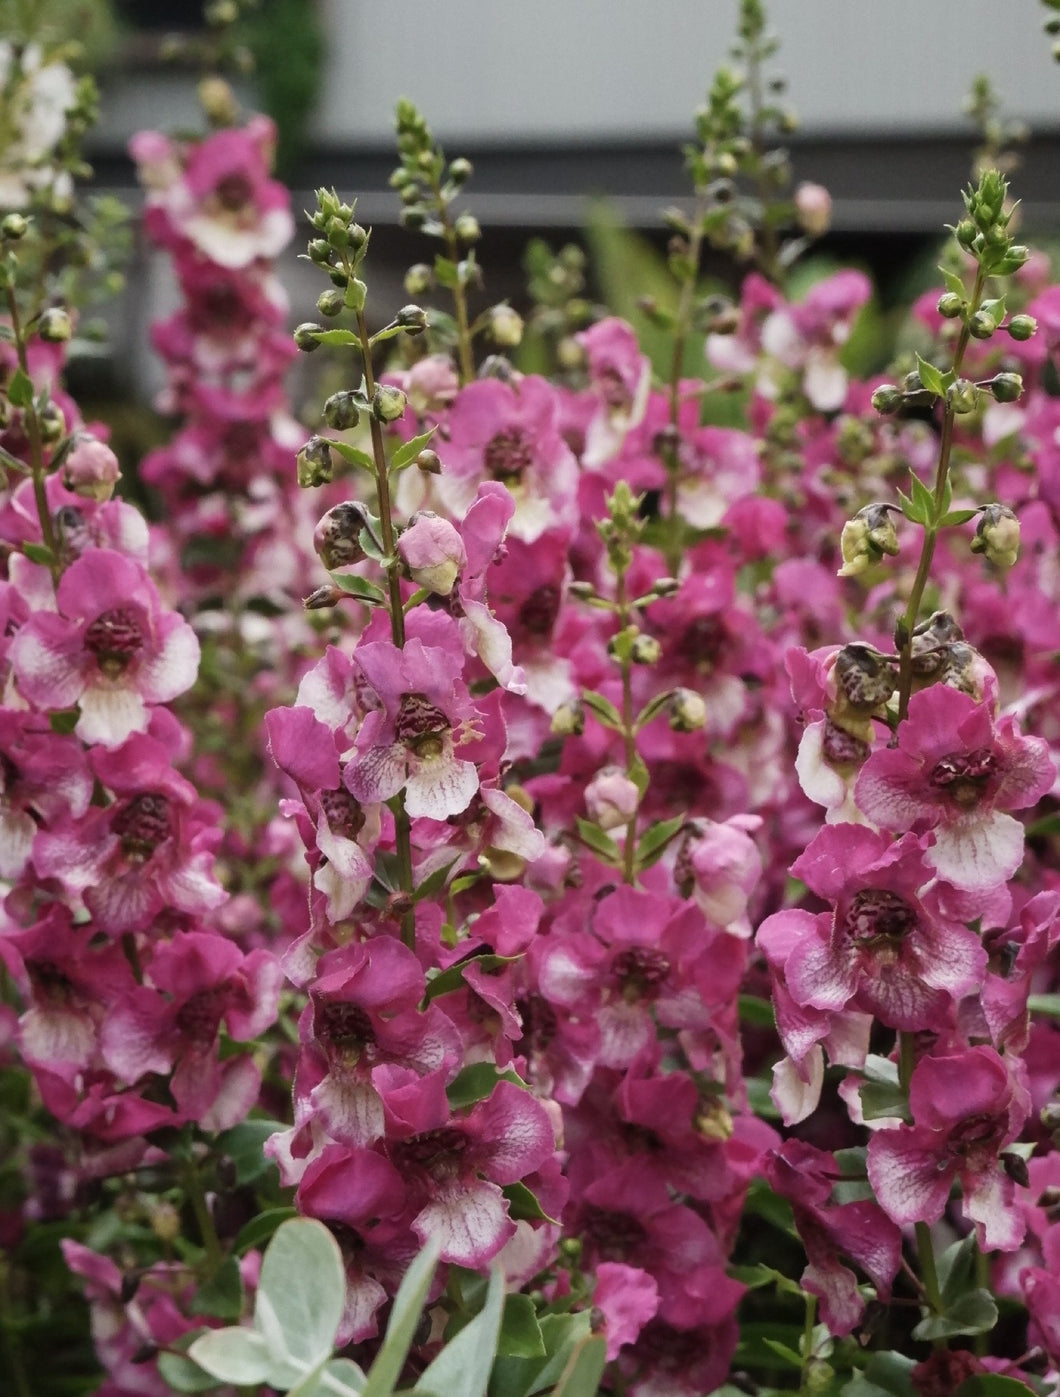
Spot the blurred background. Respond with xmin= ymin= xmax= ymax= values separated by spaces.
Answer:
xmin=59 ymin=0 xmax=1060 ymax=397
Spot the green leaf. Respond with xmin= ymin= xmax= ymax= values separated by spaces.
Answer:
xmin=907 ymin=471 xmax=937 ymax=525
xmin=329 ymin=571 xmax=387 ymax=605
xmin=49 ymin=708 xmax=80 ymax=735
xmin=502 ymin=1179 xmax=560 ymax=1225
xmin=911 ymin=1287 xmax=997 ymax=1341
xmin=423 ymin=953 xmax=515 ymax=1005
xmin=915 ymin=353 xmax=945 ymax=397
xmin=936 ymin=1234 xmax=978 ymax=1306
xmin=759 ymin=1338 xmax=804 ymax=1369
xmin=581 ymin=689 xmax=622 ymax=731
xmin=190 ymin=1254 xmax=244 ymax=1320
xmin=392 ymin=428 xmax=437 ymax=472
xmin=307 ymin=328 xmax=361 ymax=347
xmin=939 ymin=266 xmax=967 ymax=298
xmin=22 ymin=540 xmax=55 ymax=567
xmin=940 ymin=508 xmax=979 ymax=527
xmin=858 ymin=1080 xmax=910 ymax=1123
xmin=256 ymin=1218 xmax=346 ymax=1367
xmin=550 ymin=1334 xmax=608 ymax=1397
xmin=496 ymin=1294 xmax=546 ymax=1359
xmin=412 ymin=857 xmax=459 ymax=904
xmin=635 ymin=814 xmax=685 ymax=869
xmin=188 ymin=1328 xmax=273 ymax=1386
xmin=233 ymin=1206 xmax=298 ymax=1257
xmin=446 ymin=1061 xmax=527 ymax=1110
xmin=633 ymin=689 xmax=673 ymax=729
xmin=7 ymin=367 xmax=33 ymax=408
xmin=157 ymin=1331 xmax=220 ymax=1392
xmin=330 ymin=440 xmax=377 ymax=472
xmin=574 ymin=817 xmax=621 ymax=864
xmin=738 ymin=995 xmax=775 ymax=1027
xmin=362 ymin=1236 xmax=441 ymax=1397
xmin=490 ymin=1312 xmax=593 ymax=1397
xmin=369 ymin=323 xmax=407 ymax=347
xmin=628 ymin=751 xmax=650 ymax=798
xmin=414 ymin=1263 xmax=505 ymax=1397
xmin=325 ymin=1357 xmax=367 ymax=1393
xmin=217 ymin=1119 xmax=285 ymax=1185
xmin=434 ymin=255 xmax=459 ymax=289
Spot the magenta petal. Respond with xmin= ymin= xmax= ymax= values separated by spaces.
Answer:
xmin=867 ymin=1128 xmax=954 ymax=1227
xmin=298 ymin=1142 xmax=406 ymax=1226
xmin=413 ymin=1177 xmax=514 ymax=1267
xmin=470 ymin=1081 xmax=554 ymax=1183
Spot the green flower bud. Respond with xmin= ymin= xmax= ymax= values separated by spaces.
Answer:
xmin=550 ymin=699 xmax=585 ymax=737
xmin=946 ymin=378 xmax=979 ymax=414
xmin=937 ymin=292 xmax=964 ymax=318
xmin=38 ymin=403 xmax=65 ymax=444
xmin=870 ymin=384 xmax=904 ymax=415
xmin=323 ymin=391 xmax=360 ymax=431
xmin=630 ymin=634 xmax=662 ymax=665
xmin=416 ymin=448 xmax=442 ymax=474
xmin=954 ymin=219 xmax=978 ymax=249
xmin=453 ymin=213 xmax=481 ymax=244
xmin=294 ymin=322 xmax=323 ymax=352
xmin=296 ymin=435 xmax=334 ymax=488
xmin=404 ymin=263 xmax=433 ymax=295
xmin=372 ymin=384 xmax=407 ymax=423
xmin=396 ymin=304 xmax=429 ymax=334
xmin=307 ymin=238 xmax=332 ymax=264
xmin=38 ymin=308 xmax=73 ymax=343
xmin=669 ymin=687 xmax=707 ymax=732
xmin=1004 ymin=244 xmax=1030 ymax=270
xmin=316 ymin=288 xmax=345 ymax=318
xmin=449 ymin=157 xmax=473 ymax=183
xmin=1006 ymin=314 xmax=1037 ymax=341
xmin=989 ymin=372 xmax=1023 ymax=403
xmin=1 ymin=213 xmax=28 ymax=240
xmin=971 ymin=503 xmax=1020 ymax=568
xmin=968 ymin=310 xmax=997 ymax=339
xmin=488 ymin=304 xmax=524 ymax=347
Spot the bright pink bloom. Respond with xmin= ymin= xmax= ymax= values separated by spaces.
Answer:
xmin=855 ymin=685 xmax=1054 ymax=890
xmin=867 ymin=1046 xmax=1031 ymax=1251
xmin=593 ymin=1262 xmax=660 ymax=1360
xmin=10 ymin=549 xmax=200 ymax=748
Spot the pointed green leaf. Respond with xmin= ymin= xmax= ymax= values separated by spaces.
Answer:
xmin=446 ymin=1061 xmax=527 ymax=1110
xmin=915 ymin=353 xmax=945 ymax=397
xmin=392 ymin=428 xmax=437 ymax=472
xmin=21 ymin=541 xmax=55 ymax=566
xmin=939 ymin=266 xmax=967 ymax=298
xmin=908 ymin=471 xmax=937 ymax=525
xmin=256 ymin=1218 xmax=346 ymax=1367
xmin=502 ymin=1180 xmax=560 ymax=1225
xmin=434 ymin=255 xmax=459 ymax=289
xmin=581 ymin=690 xmax=623 ymax=730
xmin=423 ymin=954 xmax=515 ymax=1005
xmin=635 ymin=815 xmax=685 ymax=869
xmin=496 ymin=1293 xmax=546 ymax=1359
xmin=411 ymin=857 xmax=459 ymax=904
xmin=7 ymin=367 xmax=33 ymax=408
xmin=940 ymin=508 xmax=979 ymax=527
xmin=911 ymin=1287 xmax=997 ymax=1340
xmin=190 ymin=1254 xmax=244 ymax=1320
xmin=414 ymin=1264 xmax=505 ymax=1397
xmin=329 ymin=571 xmax=387 ymax=605
xmin=49 ymin=708 xmax=80 ymax=735
xmin=330 ymin=440 xmax=377 ymax=472
xmin=157 ymin=1331 xmax=220 ymax=1392
xmin=217 ymin=1118 xmax=286 ymax=1185
xmin=551 ymin=1334 xmax=608 ymax=1397
xmin=369 ymin=323 xmax=407 ymax=347
xmin=362 ymin=1236 xmax=441 ymax=1397
xmin=574 ymin=817 xmax=621 ymax=864
xmin=325 ymin=1357 xmax=367 ymax=1393
xmin=233 ymin=1206 xmax=298 ymax=1257
xmin=307 ymin=328 xmax=361 ymax=347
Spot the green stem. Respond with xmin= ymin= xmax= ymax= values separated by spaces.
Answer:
xmin=746 ymin=35 xmax=781 ymax=285
xmin=431 ymin=177 xmax=475 ymax=384
xmin=615 ymin=569 xmax=640 ymax=885
xmin=356 ymin=309 xmax=416 ymax=948
xmin=898 ymin=1033 xmax=944 ymax=1320
xmin=181 ymin=1160 xmax=222 ymax=1273
xmin=660 ymin=207 xmax=706 ymax=577
xmin=0 ymin=1252 xmax=31 ymax=1397
xmin=894 ymin=264 xmax=986 ymax=723
xmin=5 ymin=285 xmax=60 ymax=587
xmin=799 ymin=1291 xmax=817 ymax=1393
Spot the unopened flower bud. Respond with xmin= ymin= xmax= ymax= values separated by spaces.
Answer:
xmin=307 ymin=238 xmax=332 ymax=264
xmin=968 ymin=310 xmax=996 ymax=339
xmin=669 ymin=687 xmax=707 ymax=731
xmin=453 ymin=212 xmax=481 ymax=244
xmin=837 ymin=503 xmax=899 ymax=578
xmin=585 ymin=766 xmax=639 ymax=831
xmin=1002 ymin=1151 xmax=1030 ymax=1188
xmin=794 ymin=181 xmax=831 ymax=237
xmin=449 ymin=157 xmax=473 ymax=183
xmin=303 ymin=583 xmax=345 ymax=610
xmin=988 ymin=371 xmax=1023 ymax=403
xmin=62 ymin=434 xmax=121 ymax=502
xmin=38 ymin=307 xmax=73 ymax=343
xmin=551 ymin=699 xmax=585 ymax=737
xmin=652 ymin=577 xmax=681 ymax=597
xmin=294 ymin=322 xmax=323 ymax=352
xmin=630 ymin=634 xmax=662 ymax=665
xmin=971 ymin=503 xmax=1019 ymax=568
xmin=946 ymin=378 xmax=979 ymax=414
xmin=416 ymin=448 xmax=442 ymax=474
xmin=1006 ymin=244 xmax=1030 ymax=269
xmin=1006 ymin=314 xmax=1037 ymax=341
xmin=372 ymin=384 xmax=407 ymax=423
xmin=313 ymin=501 xmax=367 ymax=568
xmin=937 ymin=292 xmax=964 ymax=318
xmin=316 ymin=288 xmax=345 ymax=317
xmin=197 ymin=74 xmax=239 ymax=125
xmin=397 ymin=511 xmax=466 ymax=595
xmin=404 ymin=263 xmax=432 ymax=295
xmin=396 ymin=304 xmax=428 ymax=334
xmin=148 ymin=1200 xmax=182 ymax=1244
xmin=323 ymin=391 xmax=360 ymax=431
xmin=297 ymin=435 xmax=334 ymax=488
xmin=954 ymin=218 xmax=978 ymax=250
xmin=1 ymin=212 xmax=28 ymax=240
xmin=488 ymin=304 xmax=524 ymax=347
xmin=870 ymin=383 xmax=904 ymax=415
xmin=38 ymin=402 xmax=65 ymax=444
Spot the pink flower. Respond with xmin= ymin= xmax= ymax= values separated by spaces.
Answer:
xmin=10 ymin=549 xmax=200 ymax=748
xmin=0 ymin=713 xmax=91 ymax=880
xmin=593 ymin=1262 xmax=660 ymax=1360
xmin=867 ymin=1046 xmax=1031 ymax=1251
xmin=854 ymin=685 xmax=1054 ymax=890
xmin=398 ymin=511 xmax=467 ymax=596
xmin=577 ymin=318 xmax=651 ymax=466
